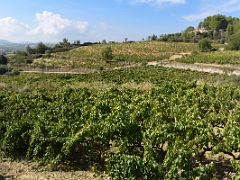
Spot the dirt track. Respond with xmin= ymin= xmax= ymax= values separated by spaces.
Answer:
xmin=148 ymin=61 xmax=240 ymax=75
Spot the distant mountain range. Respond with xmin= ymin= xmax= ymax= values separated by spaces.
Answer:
xmin=0 ymin=40 xmax=33 ymax=53
xmin=0 ymin=40 xmax=13 ymax=45
xmin=0 ymin=40 xmax=54 ymax=53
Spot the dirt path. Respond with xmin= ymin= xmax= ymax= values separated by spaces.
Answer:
xmin=0 ymin=161 xmax=107 ymax=180
xmin=149 ymin=62 xmax=224 ymax=74
xmin=147 ymin=61 xmax=240 ymax=76
xmin=147 ymin=52 xmax=240 ymax=76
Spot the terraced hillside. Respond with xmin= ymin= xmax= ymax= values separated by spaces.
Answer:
xmin=31 ymin=42 xmax=199 ymax=70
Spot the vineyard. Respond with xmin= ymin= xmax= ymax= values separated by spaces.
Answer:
xmin=32 ymin=42 xmax=199 ymax=69
xmin=1 ymin=66 xmax=240 ymax=91
xmin=177 ymin=51 xmax=240 ymax=65
xmin=0 ymin=81 xmax=240 ymax=179
xmin=0 ymin=64 xmax=240 ymax=179
xmin=2 ymin=40 xmax=240 ymax=179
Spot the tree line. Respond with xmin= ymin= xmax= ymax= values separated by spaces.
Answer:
xmin=146 ymin=14 xmax=240 ymax=50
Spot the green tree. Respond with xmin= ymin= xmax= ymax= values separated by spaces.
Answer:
xmin=226 ymin=32 xmax=240 ymax=50
xmin=101 ymin=47 xmax=113 ymax=62
xmin=102 ymin=40 xmax=107 ymax=44
xmin=200 ymin=14 xmax=228 ymax=31
xmin=182 ymin=26 xmax=195 ymax=40
xmin=227 ymin=24 xmax=234 ymax=37
xmin=151 ymin=34 xmax=158 ymax=41
xmin=232 ymin=18 xmax=240 ymax=34
xmin=198 ymin=38 xmax=212 ymax=52
xmin=26 ymin=45 xmax=35 ymax=54
xmin=185 ymin=26 xmax=195 ymax=33
xmin=35 ymin=42 xmax=49 ymax=54
xmin=74 ymin=40 xmax=81 ymax=46
xmin=60 ymin=38 xmax=71 ymax=48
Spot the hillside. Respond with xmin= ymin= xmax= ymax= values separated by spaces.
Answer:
xmin=29 ymin=42 xmax=199 ymax=70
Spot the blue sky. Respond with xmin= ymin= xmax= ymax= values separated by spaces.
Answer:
xmin=0 ymin=0 xmax=239 ymax=43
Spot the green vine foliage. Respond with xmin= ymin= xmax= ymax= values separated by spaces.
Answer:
xmin=0 ymin=82 xmax=240 ymax=178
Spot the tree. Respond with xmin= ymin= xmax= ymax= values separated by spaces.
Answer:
xmin=200 ymin=14 xmax=228 ymax=31
xmin=74 ymin=40 xmax=81 ymax=46
xmin=147 ymin=34 xmax=158 ymax=41
xmin=185 ymin=26 xmax=195 ymax=33
xmin=0 ymin=55 xmax=8 ymax=65
xmin=151 ymin=34 xmax=158 ymax=41
xmin=26 ymin=45 xmax=35 ymax=54
xmin=232 ymin=18 xmax=240 ymax=34
xmin=227 ymin=24 xmax=234 ymax=37
xmin=226 ymin=33 xmax=240 ymax=50
xmin=182 ymin=26 xmax=195 ymax=40
xmin=60 ymin=38 xmax=71 ymax=48
xmin=35 ymin=42 xmax=49 ymax=54
xmin=101 ymin=47 xmax=113 ymax=62
xmin=198 ymin=38 xmax=212 ymax=52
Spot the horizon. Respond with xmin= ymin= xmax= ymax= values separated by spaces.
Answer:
xmin=1 ymin=0 xmax=240 ymax=43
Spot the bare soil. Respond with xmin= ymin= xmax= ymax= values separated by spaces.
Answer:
xmin=0 ymin=161 xmax=108 ymax=180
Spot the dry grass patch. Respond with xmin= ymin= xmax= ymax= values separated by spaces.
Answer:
xmin=121 ymin=82 xmax=155 ymax=90
xmin=68 ymin=82 xmax=115 ymax=90
xmin=0 ymin=83 xmax=7 ymax=89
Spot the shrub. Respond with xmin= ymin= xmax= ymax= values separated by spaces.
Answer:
xmin=198 ymin=38 xmax=212 ymax=52
xmin=5 ymin=70 xmax=20 ymax=76
xmin=0 ymin=65 xmax=8 ymax=75
xmin=226 ymin=33 xmax=240 ymax=50
xmin=0 ymin=55 xmax=8 ymax=65
xmin=101 ymin=47 xmax=113 ymax=62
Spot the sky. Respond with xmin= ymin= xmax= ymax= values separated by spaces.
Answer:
xmin=0 ymin=0 xmax=240 ymax=43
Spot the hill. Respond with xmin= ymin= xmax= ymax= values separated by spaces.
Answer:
xmin=31 ymin=41 xmax=199 ymax=71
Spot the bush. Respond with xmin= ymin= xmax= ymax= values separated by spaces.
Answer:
xmin=198 ymin=38 xmax=212 ymax=52
xmin=35 ymin=42 xmax=49 ymax=54
xmin=101 ymin=47 xmax=113 ymax=62
xmin=5 ymin=70 xmax=20 ymax=76
xmin=226 ymin=33 xmax=240 ymax=50
xmin=0 ymin=55 xmax=8 ymax=65
xmin=0 ymin=65 xmax=8 ymax=75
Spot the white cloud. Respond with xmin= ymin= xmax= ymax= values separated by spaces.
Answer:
xmin=0 ymin=17 xmax=29 ymax=37
xmin=184 ymin=0 xmax=240 ymax=22
xmin=29 ymin=11 xmax=89 ymax=36
xmin=0 ymin=11 xmax=89 ymax=42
